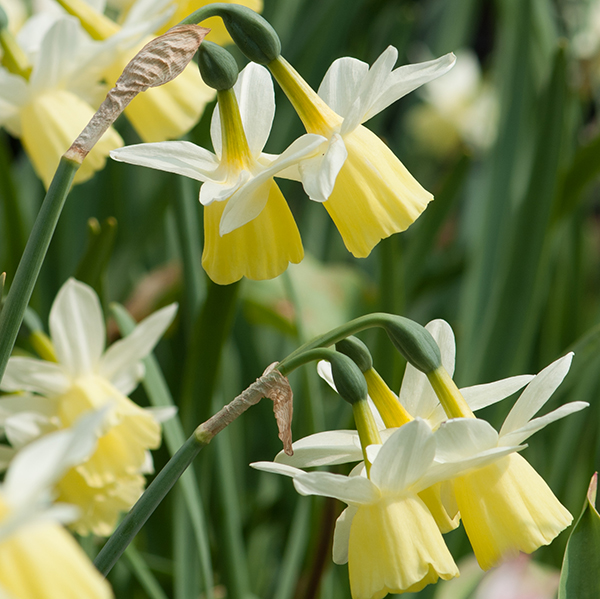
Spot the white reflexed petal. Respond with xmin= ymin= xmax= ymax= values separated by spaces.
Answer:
xmin=0 ymin=393 xmax=58 ymax=425
xmin=318 ymin=57 xmax=368 ymax=117
xmin=219 ymin=178 xmax=273 ymax=235
xmin=0 ymin=357 xmax=69 ymax=394
xmin=111 ymin=362 xmax=145 ymax=396
xmin=99 ymin=303 xmax=177 ymax=384
xmin=332 ymin=505 xmax=357 ymax=565
xmin=49 ymin=278 xmax=105 ymax=376
xmin=235 ymin=63 xmax=275 ymax=158
xmin=274 ymin=430 xmax=362 ymax=468
xmin=341 ymin=45 xmax=398 ymax=134
xmin=500 ymin=353 xmax=573 ymax=437
xmin=145 ymin=406 xmax=178 ymax=423
xmin=5 ymin=413 xmax=52 ymax=448
xmin=3 ymin=409 xmax=106 ymax=504
xmin=499 ymin=401 xmax=589 ymax=447
xmin=219 ymin=134 xmax=325 ymax=234
xmin=433 ymin=418 xmax=499 ymax=462
xmin=141 ymin=450 xmax=154 ymax=474
xmin=461 ymin=375 xmax=534 ymax=412
xmin=317 ymin=360 xmax=335 ymax=390
xmin=111 ymin=141 xmax=220 ymax=182
xmin=250 ymin=461 xmax=306 ymax=478
xmin=200 ymin=175 xmax=245 ymax=206
xmin=426 ymin=319 xmax=455 ymax=375
xmin=293 ymin=471 xmax=378 ymax=505
xmin=298 ymin=134 xmax=347 ymax=202
xmin=398 ymin=362 xmax=439 ymax=421
xmin=362 ymin=53 xmax=457 ymax=122
xmin=418 ymin=445 xmax=523 ymax=492
xmin=369 ymin=419 xmax=434 ymax=493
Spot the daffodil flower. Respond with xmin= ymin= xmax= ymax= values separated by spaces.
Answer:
xmin=268 ymin=47 xmax=455 ymax=257
xmin=253 ymin=418 xmax=520 ymax=599
xmin=0 ymin=278 xmax=177 ymax=536
xmin=0 ymin=411 xmax=113 ymax=598
xmin=0 ymin=15 xmax=123 ymax=188
xmin=111 ymin=62 xmax=326 ymax=285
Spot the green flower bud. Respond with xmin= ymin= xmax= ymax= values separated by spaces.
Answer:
xmin=335 ymin=336 xmax=373 ymax=373
xmin=330 ymin=352 xmax=368 ymax=406
xmin=219 ymin=5 xmax=281 ymax=64
xmin=384 ymin=316 xmax=441 ymax=374
xmin=198 ymin=41 xmax=239 ymax=90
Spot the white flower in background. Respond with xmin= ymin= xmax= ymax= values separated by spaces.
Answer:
xmin=0 ymin=278 xmax=177 ymax=535
xmin=0 ymin=411 xmax=113 ymax=598
xmin=253 ymin=418 xmax=520 ymax=599
xmin=0 ymin=15 xmax=123 ymax=188
xmin=111 ymin=62 xmax=326 ymax=285
xmin=407 ymin=50 xmax=498 ymax=156
xmin=269 ymin=47 xmax=455 ymax=257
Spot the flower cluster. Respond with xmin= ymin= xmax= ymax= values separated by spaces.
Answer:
xmin=253 ymin=320 xmax=587 ymax=599
xmin=0 ymin=0 xmax=257 ymax=188
xmin=0 ymin=278 xmax=177 ymax=536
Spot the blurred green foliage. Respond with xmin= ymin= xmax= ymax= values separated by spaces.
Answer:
xmin=2 ymin=0 xmax=600 ymax=597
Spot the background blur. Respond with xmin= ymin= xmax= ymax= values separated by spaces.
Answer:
xmin=2 ymin=0 xmax=600 ymax=597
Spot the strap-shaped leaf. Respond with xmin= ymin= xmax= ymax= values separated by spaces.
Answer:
xmin=558 ymin=473 xmax=600 ymax=598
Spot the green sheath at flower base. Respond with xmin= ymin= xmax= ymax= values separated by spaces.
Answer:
xmin=330 ymin=352 xmax=368 ymax=406
xmin=218 ymin=5 xmax=280 ymax=64
xmin=198 ymin=42 xmax=239 ymax=91
xmin=335 ymin=336 xmax=373 ymax=373
xmin=383 ymin=316 xmax=442 ymax=374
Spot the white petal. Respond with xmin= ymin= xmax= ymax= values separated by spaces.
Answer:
xmin=211 ymin=64 xmax=275 ymax=160
xmin=250 ymin=461 xmax=306 ymax=478
xmin=0 ymin=357 xmax=69 ymax=395
xmin=235 ymin=63 xmax=275 ymax=158
xmin=461 ymin=375 xmax=534 ymax=412
xmin=219 ymin=134 xmax=325 ymax=234
xmin=99 ymin=303 xmax=177 ymax=385
xmin=293 ymin=471 xmax=378 ymax=505
xmin=5 ymin=413 xmax=52 ymax=448
xmin=332 ymin=506 xmax=357 ymax=565
xmin=298 ymin=133 xmax=347 ymax=202
xmin=499 ymin=401 xmax=589 ymax=447
xmin=362 ymin=53 xmax=456 ymax=122
xmin=49 ymin=278 xmax=105 ymax=376
xmin=199 ymin=175 xmax=244 ymax=206
xmin=341 ymin=46 xmax=399 ymax=134
xmin=318 ymin=57 xmax=368 ymax=118
xmin=111 ymin=141 xmax=220 ymax=182
xmin=110 ymin=362 xmax=145 ymax=396
xmin=433 ymin=418 xmax=500 ymax=462
xmin=418 ymin=445 xmax=523 ymax=491
xmin=145 ymin=406 xmax=178 ymax=423
xmin=274 ymin=430 xmax=362 ymax=468
xmin=369 ymin=419 xmax=435 ymax=493
xmin=398 ymin=320 xmax=455 ymax=422
xmin=3 ymin=408 xmax=106 ymax=504
xmin=0 ymin=394 xmax=58 ymax=425
xmin=500 ymin=353 xmax=573 ymax=437
xmin=317 ymin=360 xmax=336 ymax=390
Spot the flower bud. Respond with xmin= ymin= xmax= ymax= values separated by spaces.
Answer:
xmin=219 ymin=5 xmax=281 ymax=64
xmin=384 ymin=316 xmax=441 ymax=374
xmin=335 ymin=336 xmax=373 ymax=373
xmin=198 ymin=41 xmax=239 ymax=90
xmin=330 ymin=352 xmax=368 ymax=405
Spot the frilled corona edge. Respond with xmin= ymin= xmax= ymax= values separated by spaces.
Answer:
xmin=66 ymin=25 xmax=209 ymax=162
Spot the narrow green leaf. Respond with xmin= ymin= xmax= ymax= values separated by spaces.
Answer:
xmin=558 ymin=473 xmax=600 ymax=598
xmin=124 ymin=545 xmax=169 ymax=599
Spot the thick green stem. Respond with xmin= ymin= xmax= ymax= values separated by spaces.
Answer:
xmin=0 ymin=157 xmax=78 ymax=383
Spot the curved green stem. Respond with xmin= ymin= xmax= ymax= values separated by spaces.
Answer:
xmin=0 ymin=157 xmax=79 ymax=383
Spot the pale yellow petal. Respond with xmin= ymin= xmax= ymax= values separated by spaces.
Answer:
xmin=418 ymin=483 xmax=460 ymax=534
xmin=0 ymin=520 xmax=112 ymax=598
xmin=158 ymin=0 xmax=264 ymax=42
xmin=324 ymin=125 xmax=432 ymax=258
xmin=202 ymin=181 xmax=303 ymax=285
xmin=20 ymin=90 xmax=123 ymax=189
xmin=348 ymin=495 xmax=458 ymax=599
xmin=104 ymin=49 xmax=215 ymax=142
xmin=453 ymin=453 xmax=573 ymax=570
xmin=57 ymin=468 xmax=144 ymax=536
